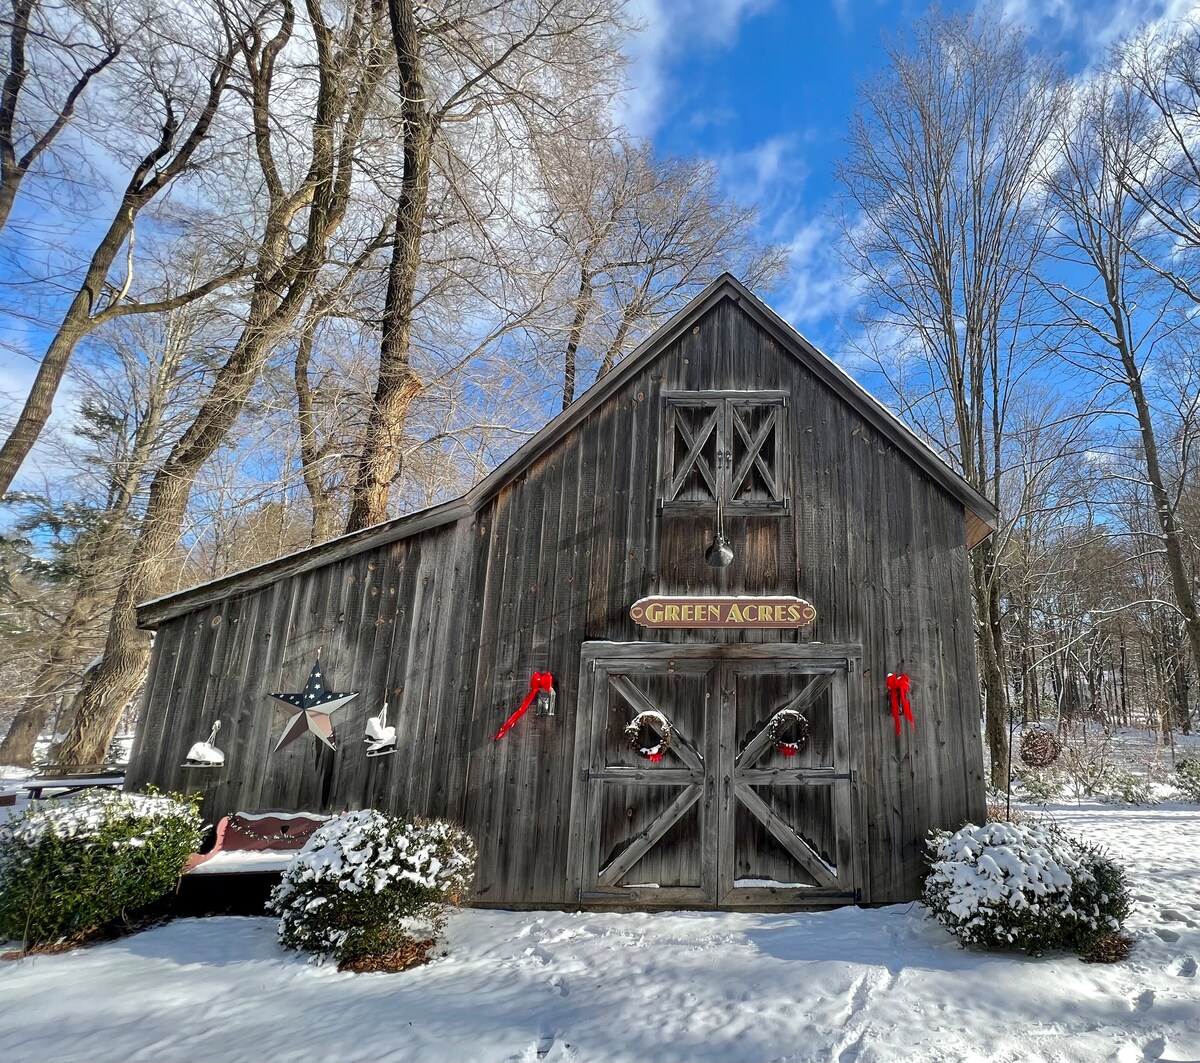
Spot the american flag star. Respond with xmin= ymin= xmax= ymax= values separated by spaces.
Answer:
xmin=268 ymin=658 xmax=359 ymax=752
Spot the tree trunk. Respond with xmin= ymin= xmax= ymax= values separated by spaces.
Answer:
xmin=294 ymin=317 xmax=339 ymax=543
xmin=973 ymin=545 xmax=1009 ymax=787
xmin=51 ymin=0 xmax=387 ymax=764
xmin=0 ymin=169 xmax=17 ymax=234
xmin=0 ymin=584 xmax=102 ymax=764
xmin=0 ymin=43 xmax=230 ymax=494
xmin=0 ymin=217 xmax=131 ymax=492
xmin=54 ymin=285 xmax=317 ymax=765
xmin=1116 ymin=331 xmax=1200 ymax=695
xmin=344 ymin=0 xmax=432 ymax=534
xmin=561 ymin=267 xmax=593 ymax=410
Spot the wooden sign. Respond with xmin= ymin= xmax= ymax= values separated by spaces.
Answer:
xmin=629 ymin=595 xmax=817 ymax=629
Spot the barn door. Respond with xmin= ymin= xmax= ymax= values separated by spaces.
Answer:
xmin=570 ymin=645 xmax=859 ymax=908
xmin=716 ymin=660 xmax=858 ymax=904
xmin=570 ymin=657 xmax=718 ymax=907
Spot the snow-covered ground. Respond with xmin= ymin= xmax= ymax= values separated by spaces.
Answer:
xmin=1 ymin=802 xmax=1197 ymax=1063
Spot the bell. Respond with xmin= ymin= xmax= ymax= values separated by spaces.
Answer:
xmin=704 ymin=532 xmax=734 ymax=568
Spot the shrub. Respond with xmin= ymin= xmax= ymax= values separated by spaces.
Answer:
xmin=984 ymin=801 xmax=1027 ymax=825
xmin=1059 ymin=730 xmax=1116 ymax=798
xmin=1012 ymin=764 xmax=1065 ymax=804
xmin=1101 ymin=770 xmax=1155 ymax=806
xmin=0 ymin=789 xmax=204 ymax=951
xmin=268 ymin=810 xmax=476 ymax=970
xmin=923 ymin=820 xmax=1130 ymax=957
xmin=1174 ymin=758 xmax=1200 ymax=803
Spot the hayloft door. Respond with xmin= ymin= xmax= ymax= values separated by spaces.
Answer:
xmin=569 ymin=644 xmax=859 ymax=908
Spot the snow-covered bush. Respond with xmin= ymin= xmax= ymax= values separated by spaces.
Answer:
xmin=923 ymin=821 xmax=1130 ymax=957
xmin=1174 ymin=758 xmax=1200 ymax=803
xmin=268 ymin=810 xmax=476 ymax=970
xmin=0 ymin=789 xmax=203 ymax=951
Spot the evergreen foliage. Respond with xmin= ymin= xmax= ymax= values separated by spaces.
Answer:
xmin=0 ymin=790 xmax=203 ymax=950
xmin=924 ymin=821 xmax=1130 ymax=956
xmin=268 ymin=810 xmax=476 ymax=970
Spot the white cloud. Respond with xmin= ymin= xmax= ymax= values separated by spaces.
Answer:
xmin=992 ymin=0 xmax=1200 ymax=61
xmin=618 ymin=0 xmax=773 ymax=136
xmin=718 ymin=134 xmax=809 ymax=206
xmin=776 ymin=215 xmax=862 ymax=328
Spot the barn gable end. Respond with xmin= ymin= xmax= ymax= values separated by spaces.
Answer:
xmin=128 ymin=276 xmax=990 ymax=908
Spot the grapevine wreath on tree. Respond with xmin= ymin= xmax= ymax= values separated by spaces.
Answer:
xmin=766 ymin=708 xmax=810 ymax=757
xmin=624 ymin=709 xmax=673 ymax=762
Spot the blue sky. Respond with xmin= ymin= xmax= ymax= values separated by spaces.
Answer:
xmin=621 ymin=0 xmax=1199 ymax=351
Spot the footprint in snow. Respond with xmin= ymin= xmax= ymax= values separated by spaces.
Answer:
xmin=1160 ymin=909 xmax=1197 ymax=927
xmin=1168 ymin=956 xmax=1197 ymax=978
xmin=1141 ymin=1035 xmax=1167 ymax=1062
xmin=533 ymin=1031 xmax=573 ymax=1061
xmin=522 ymin=945 xmax=551 ymax=966
xmin=549 ymin=975 xmax=569 ymax=997
xmin=1130 ymin=989 xmax=1155 ymax=1012
xmin=1154 ymin=928 xmax=1181 ymax=944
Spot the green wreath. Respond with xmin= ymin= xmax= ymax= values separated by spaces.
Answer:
xmin=766 ymin=709 xmax=810 ymax=757
xmin=624 ymin=709 xmax=673 ymax=763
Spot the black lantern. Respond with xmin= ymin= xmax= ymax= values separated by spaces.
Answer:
xmin=535 ymin=683 xmax=557 ymax=717
xmin=704 ymin=496 xmax=734 ymax=568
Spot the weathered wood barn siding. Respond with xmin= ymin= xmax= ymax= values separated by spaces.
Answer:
xmin=128 ymin=279 xmax=989 ymax=906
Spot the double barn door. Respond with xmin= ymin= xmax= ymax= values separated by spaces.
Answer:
xmin=569 ymin=643 xmax=860 ymax=908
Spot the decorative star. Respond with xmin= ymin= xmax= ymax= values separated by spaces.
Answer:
xmin=268 ymin=659 xmax=359 ymax=752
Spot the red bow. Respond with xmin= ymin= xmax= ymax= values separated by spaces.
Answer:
xmin=493 ymin=672 xmax=554 ymax=741
xmin=887 ymin=672 xmax=915 ymax=737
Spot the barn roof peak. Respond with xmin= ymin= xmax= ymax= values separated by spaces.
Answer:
xmin=137 ymin=274 xmax=998 ymax=626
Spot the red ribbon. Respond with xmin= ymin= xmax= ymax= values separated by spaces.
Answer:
xmin=887 ymin=672 xmax=915 ymax=737
xmin=493 ymin=672 xmax=554 ymax=741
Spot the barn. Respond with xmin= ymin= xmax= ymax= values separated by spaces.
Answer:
xmin=127 ymin=273 xmax=994 ymax=910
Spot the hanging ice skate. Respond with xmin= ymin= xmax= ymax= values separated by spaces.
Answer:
xmin=183 ymin=720 xmax=225 ymax=768
xmin=364 ymin=702 xmax=396 ymax=758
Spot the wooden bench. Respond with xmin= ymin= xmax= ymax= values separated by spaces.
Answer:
xmin=22 ymin=764 xmax=126 ymax=800
xmin=184 ymin=812 xmax=330 ymax=875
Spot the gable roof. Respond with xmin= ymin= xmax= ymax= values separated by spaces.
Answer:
xmin=138 ymin=274 xmax=998 ymax=627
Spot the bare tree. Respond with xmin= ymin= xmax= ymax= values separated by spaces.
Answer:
xmin=0 ymin=5 xmax=241 ymax=494
xmin=0 ymin=0 xmax=122 ymax=232
xmin=1041 ymin=66 xmax=1200 ymax=699
xmin=1117 ymin=19 xmax=1200 ymax=306
xmin=835 ymin=12 xmax=1064 ymax=784
xmin=0 ymin=290 xmax=213 ymax=765
xmin=343 ymin=0 xmax=628 ymax=532
xmin=539 ymin=135 xmax=786 ymax=409
xmin=55 ymin=0 xmax=393 ymax=764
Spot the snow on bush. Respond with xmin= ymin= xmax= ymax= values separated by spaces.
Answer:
xmin=1174 ymin=758 xmax=1200 ymax=803
xmin=269 ymin=809 xmax=476 ymax=969
xmin=923 ymin=820 xmax=1130 ymax=956
xmin=0 ymin=789 xmax=204 ymax=951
